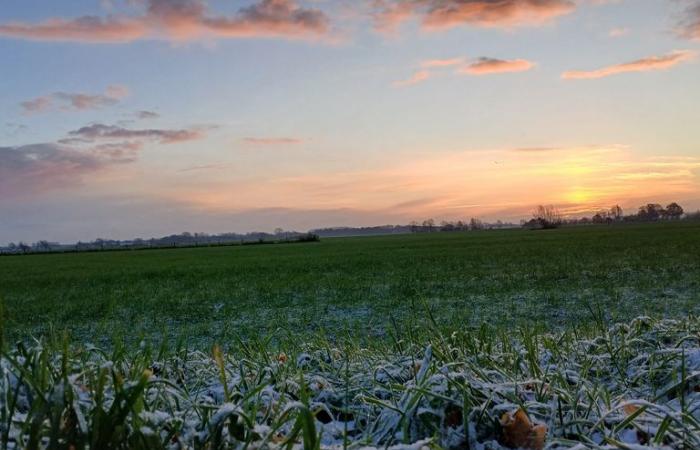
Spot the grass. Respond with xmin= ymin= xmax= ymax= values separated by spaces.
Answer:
xmin=1 ymin=222 xmax=699 ymax=348
xmin=1 ymin=222 xmax=699 ymax=448
xmin=1 ymin=316 xmax=698 ymax=448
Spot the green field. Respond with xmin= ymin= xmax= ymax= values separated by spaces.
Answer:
xmin=1 ymin=222 xmax=699 ymax=347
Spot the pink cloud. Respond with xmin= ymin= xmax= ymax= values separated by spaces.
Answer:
xmin=562 ymin=50 xmax=696 ymax=80
xmin=0 ymin=0 xmax=329 ymax=43
xmin=458 ymin=57 xmax=534 ymax=75
xmin=20 ymin=96 xmax=52 ymax=114
xmin=373 ymin=0 xmax=575 ymax=32
xmin=0 ymin=16 xmax=147 ymax=43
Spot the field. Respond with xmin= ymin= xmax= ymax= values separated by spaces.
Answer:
xmin=1 ymin=222 xmax=699 ymax=347
xmin=1 ymin=223 xmax=700 ymax=449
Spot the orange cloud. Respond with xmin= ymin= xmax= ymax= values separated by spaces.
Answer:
xmin=458 ymin=58 xmax=534 ymax=75
xmin=392 ymin=69 xmax=431 ymax=87
xmin=0 ymin=0 xmax=329 ymax=43
xmin=420 ymin=57 xmax=465 ymax=68
xmin=373 ymin=0 xmax=575 ymax=32
xmin=562 ymin=50 xmax=696 ymax=79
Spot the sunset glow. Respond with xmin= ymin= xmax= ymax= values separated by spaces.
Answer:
xmin=1 ymin=0 xmax=699 ymax=242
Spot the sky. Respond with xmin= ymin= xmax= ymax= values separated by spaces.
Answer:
xmin=1 ymin=0 xmax=700 ymax=243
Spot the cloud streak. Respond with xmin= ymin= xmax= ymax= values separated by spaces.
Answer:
xmin=0 ymin=0 xmax=330 ymax=43
xmin=373 ymin=0 xmax=575 ymax=32
xmin=458 ymin=57 xmax=534 ymax=75
xmin=392 ymin=69 xmax=431 ymax=87
xmin=562 ymin=50 xmax=696 ymax=79
xmin=20 ymin=85 xmax=129 ymax=114
xmin=68 ymin=123 xmax=206 ymax=144
xmin=395 ymin=55 xmax=534 ymax=86
xmin=243 ymin=137 xmax=304 ymax=145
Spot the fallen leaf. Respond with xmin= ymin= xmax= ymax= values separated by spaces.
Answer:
xmin=499 ymin=408 xmax=547 ymax=450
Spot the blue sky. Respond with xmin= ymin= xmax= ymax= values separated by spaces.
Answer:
xmin=1 ymin=0 xmax=699 ymax=242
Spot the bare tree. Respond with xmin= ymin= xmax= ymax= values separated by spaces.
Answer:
xmin=469 ymin=218 xmax=484 ymax=230
xmin=422 ymin=219 xmax=435 ymax=232
xmin=609 ymin=205 xmax=623 ymax=221
xmin=533 ymin=205 xmax=562 ymax=229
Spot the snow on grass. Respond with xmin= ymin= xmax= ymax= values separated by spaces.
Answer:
xmin=1 ymin=316 xmax=699 ymax=449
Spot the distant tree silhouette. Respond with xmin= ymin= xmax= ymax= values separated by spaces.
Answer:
xmin=638 ymin=203 xmax=664 ymax=221
xmin=664 ymin=202 xmax=684 ymax=220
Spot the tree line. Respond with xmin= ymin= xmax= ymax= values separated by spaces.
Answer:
xmin=1 ymin=230 xmax=319 ymax=255
xmin=525 ymin=202 xmax=693 ymax=229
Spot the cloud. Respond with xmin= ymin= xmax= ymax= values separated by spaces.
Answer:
xmin=136 ymin=110 xmax=160 ymax=120
xmin=677 ymin=2 xmax=700 ymax=40
xmin=0 ymin=16 xmax=148 ymax=43
xmin=1 ymin=117 xmax=208 ymax=198
xmin=0 ymin=143 xmax=130 ymax=196
xmin=458 ymin=57 xmax=534 ymax=75
xmin=608 ymin=27 xmax=629 ymax=37
xmin=373 ymin=0 xmax=575 ymax=32
xmin=167 ymin=145 xmax=700 ymax=225
xmin=20 ymin=96 xmax=52 ymax=114
xmin=243 ymin=137 xmax=304 ymax=145
xmin=562 ymin=50 xmax=696 ymax=79
xmin=20 ymin=85 xmax=129 ymax=114
xmin=0 ymin=0 xmax=330 ymax=43
xmin=420 ymin=57 xmax=465 ymax=68
xmin=395 ymin=56 xmax=533 ymax=86
xmin=68 ymin=123 xmax=206 ymax=144
xmin=392 ymin=69 xmax=431 ymax=87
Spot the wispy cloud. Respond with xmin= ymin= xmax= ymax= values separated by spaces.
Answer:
xmin=0 ymin=143 xmax=132 ymax=196
xmin=458 ymin=58 xmax=534 ymax=75
xmin=168 ymin=145 xmax=700 ymax=222
xmin=136 ymin=110 xmax=160 ymax=120
xmin=68 ymin=123 xmax=206 ymax=144
xmin=1 ymin=116 xmax=209 ymax=197
xmin=676 ymin=2 xmax=700 ymax=41
xmin=562 ymin=50 xmax=696 ymax=79
xmin=392 ymin=69 xmax=431 ymax=87
xmin=243 ymin=137 xmax=304 ymax=145
xmin=420 ymin=57 xmax=465 ymax=68
xmin=0 ymin=0 xmax=330 ymax=43
xmin=20 ymin=85 xmax=129 ymax=114
xmin=373 ymin=0 xmax=575 ymax=33
xmin=608 ymin=27 xmax=629 ymax=38
xmin=395 ymin=55 xmax=533 ymax=86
